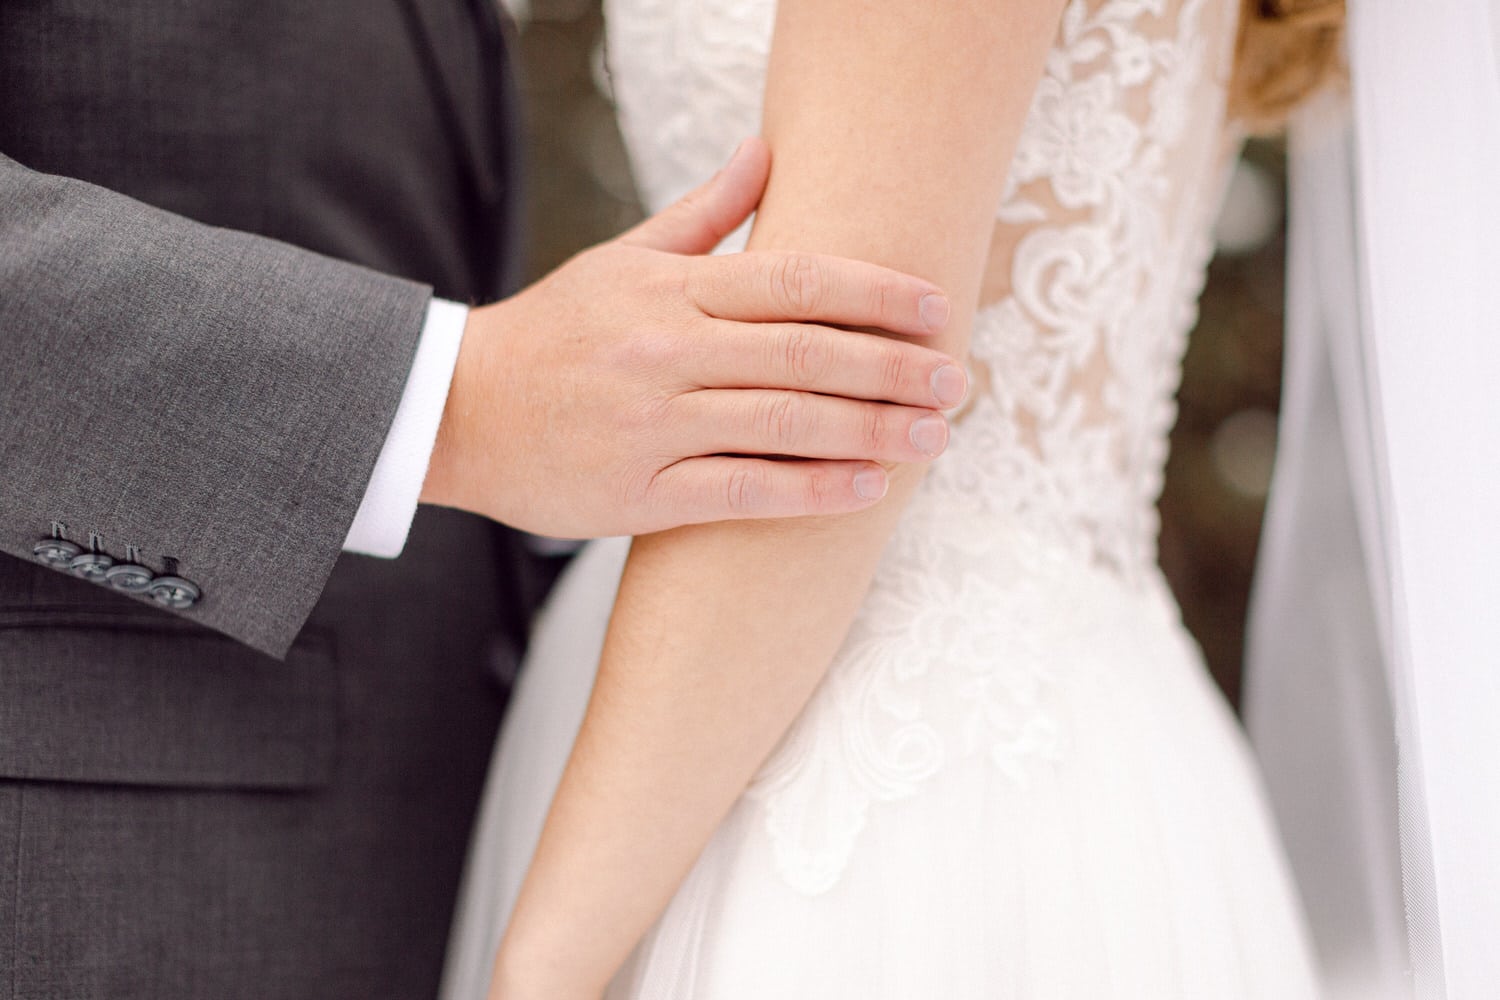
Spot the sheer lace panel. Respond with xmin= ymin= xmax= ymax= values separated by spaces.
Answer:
xmin=930 ymin=0 xmax=1242 ymax=583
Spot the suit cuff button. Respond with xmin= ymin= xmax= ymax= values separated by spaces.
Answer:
xmin=68 ymin=551 xmax=115 ymax=581
xmin=105 ymin=563 xmax=155 ymax=593
xmin=32 ymin=538 xmax=82 ymax=567
xmin=148 ymin=576 xmax=202 ymax=609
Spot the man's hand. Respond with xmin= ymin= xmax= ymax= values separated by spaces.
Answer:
xmin=419 ymin=138 xmax=967 ymax=538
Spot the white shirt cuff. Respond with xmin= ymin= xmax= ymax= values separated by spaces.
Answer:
xmin=343 ymin=298 xmax=468 ymax=558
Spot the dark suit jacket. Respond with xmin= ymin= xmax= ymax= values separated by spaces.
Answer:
xmin=0 ymin=2 xmax=549 ymax=996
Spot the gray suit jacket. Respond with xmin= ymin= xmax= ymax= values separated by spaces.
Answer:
xmin=0 ymin=2 xmax=552 ymax=997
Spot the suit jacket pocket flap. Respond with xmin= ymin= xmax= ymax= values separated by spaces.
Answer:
xmin=0 ymin=609 xmax=337 ymax=790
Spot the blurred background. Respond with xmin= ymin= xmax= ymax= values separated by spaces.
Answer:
xmin=507 ymin=0 xmax=1289 ymax=709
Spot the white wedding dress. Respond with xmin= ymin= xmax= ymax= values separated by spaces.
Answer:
xmin=441 ymin=1 xmax=1321 ymax=996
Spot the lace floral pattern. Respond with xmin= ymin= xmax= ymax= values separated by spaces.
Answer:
xmin=934 ymin=0 xmax=1235 ymax=582
xmin=606 ymin=0 xmax=1241 ymax=894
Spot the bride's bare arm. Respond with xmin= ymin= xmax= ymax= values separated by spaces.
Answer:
xmin=492 ymin=2 xmax=1066 ymax=996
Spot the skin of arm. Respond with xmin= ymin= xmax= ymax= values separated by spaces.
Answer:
xmin=491 ymin=2 xmax=1067 ymax=996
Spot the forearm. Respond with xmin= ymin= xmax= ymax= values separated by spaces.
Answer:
xmin=496 ymin=482 xmax=919 ymax=996
xmin=495 ymin=2 xmax=1065 ymax=994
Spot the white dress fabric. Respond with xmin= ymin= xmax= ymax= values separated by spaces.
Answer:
xmin=441 ymin=1 xmax=1321 ymax=996
xmin=1246 ymin=4 xmax=1500 ymax=998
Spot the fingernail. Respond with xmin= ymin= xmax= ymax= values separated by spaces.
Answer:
xmin=919 ymin=293 xmax=950 ymax=332
xmin=909 ymin=414 xmax=949 ymax=457
xmin=853 ymin=468 xmax=888 ymax=501
xmin=930 ymin=364 xmax=967 ymax=408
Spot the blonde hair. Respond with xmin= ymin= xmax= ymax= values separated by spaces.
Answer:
xmin=1228 ymin=0 xmax=1346 ymax=131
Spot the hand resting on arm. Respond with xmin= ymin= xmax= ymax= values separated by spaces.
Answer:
xmin=419 ymin=139 xmax=967 ymax=539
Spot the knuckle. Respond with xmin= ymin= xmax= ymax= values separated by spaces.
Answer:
xmin=662 ymin=256 xmax=695 ymax=304
xmin=605 ymin=379 xmax=672 ymax=445
xmin=624 ymin=390 xmax=673 ymax=434
xmin=772 ymin=252 xmax=824 ymax=315
xmin=803 ymin=466 xmax=835 ymax=512
xmin=873 ymin=277 xmax=895 ymax=323
xmin=778 ymin=325 xmax=828 ymax=387
xmin=609 ymin=331 xmax=673 ymax=376
xmin=756 ymin=394 xmax=802 ymax=447
xmin=861 ymin=407 xmax=888 ymax=455
xmin=879 ymin=347 xmax=910 ymax=399
xmin=725 ymin=465 xmax=765 ymax=514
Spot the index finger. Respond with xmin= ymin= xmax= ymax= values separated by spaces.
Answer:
xmin=686 ymin=250 xmax=951 ymax=337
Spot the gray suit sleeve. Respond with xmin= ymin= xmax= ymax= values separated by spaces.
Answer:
xmin=0 ymin=154 xmax=434 ymax=657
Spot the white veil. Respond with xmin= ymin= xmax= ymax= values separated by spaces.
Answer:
xmin=1245 ymin=4 xmax=1500 ymax=998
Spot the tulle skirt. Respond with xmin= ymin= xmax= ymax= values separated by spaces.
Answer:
xmin=441 ymin=519 xmax=1321 ymax=999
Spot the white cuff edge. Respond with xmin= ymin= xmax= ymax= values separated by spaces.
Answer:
xmin=342 ymin=298 xmax=469 ymax=558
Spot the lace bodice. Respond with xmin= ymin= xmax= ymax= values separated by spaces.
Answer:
xmin=606 ymin=0 xmax=1240 ymax=583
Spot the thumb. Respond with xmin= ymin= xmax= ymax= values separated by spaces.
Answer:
xmin=618 ymin=137 xmax=770 ymax=254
